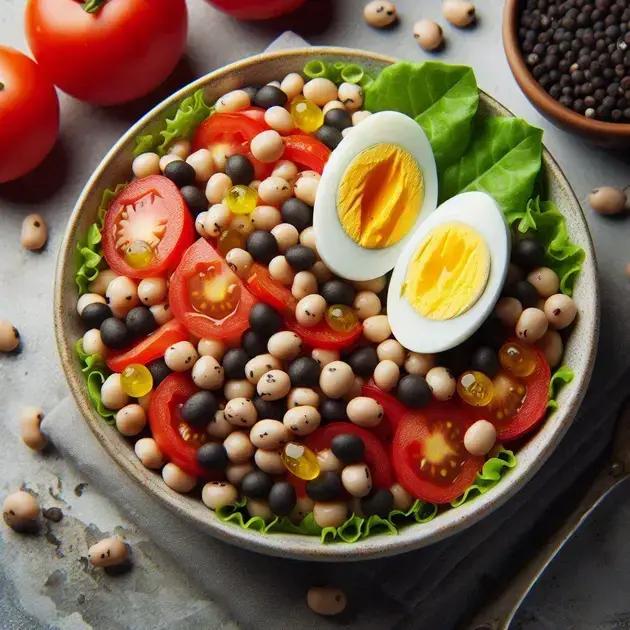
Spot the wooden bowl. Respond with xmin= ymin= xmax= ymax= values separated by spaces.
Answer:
xmin=503 ymin=0 xmax=630 ymax=148
xmin=54 ymin=47 xmax=599 ymax=561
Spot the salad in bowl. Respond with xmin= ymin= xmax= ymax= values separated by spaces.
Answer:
xmin=57 ymin=49 xmax=597 ymax=559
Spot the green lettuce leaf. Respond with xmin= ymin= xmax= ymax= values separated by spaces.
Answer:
xmin=512 ymin=197 xmax=586 ymax=295
xmin=440 ymin=116 xmax=543 ymax=222
xmin=75 ymin=339 xmax=114 ymax=422
xmin=547 ymin=365 xmax=574 ymax=411
xmin=364 ymin=61 xmax=479 ymax=170
xmin=451 ymin=449 xmax=517 ymax=507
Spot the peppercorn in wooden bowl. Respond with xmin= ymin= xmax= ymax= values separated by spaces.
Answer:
xmin=503 ymin=0 xmax=630 ymax=148
xmin=54 ymin=47 xmax=599 ymax=561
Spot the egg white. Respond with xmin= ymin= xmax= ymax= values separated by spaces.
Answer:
xmin=387 ymin=191 xmax=510 ymax=354
xmin=313 ymin=111 xmax=438 ymax=281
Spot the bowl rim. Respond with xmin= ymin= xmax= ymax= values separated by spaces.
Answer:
xmin=54 ymin=46 xmax=600 ymax=561
xmin=502 ymin=0 xmax=630 ymax=138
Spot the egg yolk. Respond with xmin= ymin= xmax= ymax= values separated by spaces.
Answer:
xmin=403 ymin=222 xmax=490 ymax=320
xmin=337 ymin=143 xmax=424 ymax=249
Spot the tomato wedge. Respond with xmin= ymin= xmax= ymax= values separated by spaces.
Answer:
xmin=283 ymin=135 xmax=330 ymax=174
xmin=246 ymin=263 xmax=297 ymax=316
xmin=361 ymin=381 xmax=409 ymax=442
xmin=169 ymin=238 xmax=256 ymax=342
xmin=148 ymin=373 xmax=212 ymax=478
xmin=102 ymin=176 xmax=194 ymax=279
xmin=285 ymin=319 xmax=362 ymax=351
xmin=393 ymin=404 xmax=483 ymax=504
xmin=106 ymin=319 xmax=189 ymax=372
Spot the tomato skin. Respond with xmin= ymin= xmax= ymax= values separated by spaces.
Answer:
xmin=106 ymin=319 xmax=188 ymax=372
xmin=25 ymin=0 xmax=187 ymax=105
xmin=0 ymin=47 xmax=59 ymax=184
xmin=285 ymin=319 xmax=363 ymax=351
xmin=169 ymin=238 xmax=257 ymax=342
xmin=393 ymin=404 xmax=483 ymax=505
xmin=360 ymin=381 xmax=409 ymax=442
xmin=205 ymin=0 xmax=306 ymax=20
xmin=102 ymin=176 xmax=195 ymax=280
xmin=246 ymin=263 xmax=297 ymax=316
xmin=283 ymin=135 xmax=330 ymax=174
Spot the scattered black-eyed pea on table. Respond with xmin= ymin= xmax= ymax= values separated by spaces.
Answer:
xmin=0 ymin=319 xmax=20 ymax=353
xmin=2 ymin=490 xmax=40 ymax=533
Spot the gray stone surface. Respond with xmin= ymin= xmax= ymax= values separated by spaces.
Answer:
xmin=1 ymin=0 xmax=630 ymax=629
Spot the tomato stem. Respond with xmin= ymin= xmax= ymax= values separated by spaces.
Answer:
xmin=82 ymin=0 xmax=106 ymax=13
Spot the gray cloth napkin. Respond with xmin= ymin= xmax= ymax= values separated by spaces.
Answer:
xmin=42 ymin=32 xmax=627 ymax=630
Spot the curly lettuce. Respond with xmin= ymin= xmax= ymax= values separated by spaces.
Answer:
xmin=547 ymin=365 xmax=575 ymax=411
xmin=75 ymin=339 xmax=114 ymax=422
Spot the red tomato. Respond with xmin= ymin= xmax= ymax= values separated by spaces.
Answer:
xmin=285 ymin=319 xmax=363 ymax=351
xmin=169 ymin=238 xmax=256 ymax=342
xmin=106 ymin=319 xmax=188 ymax=372
xmin=393 ymin=404 xmax=483 ymax=504
xmin=148 ymin=373 xmax=209 ymax=478
xmin=246 ymin=263 xmax=297 ymax=316
xmin=25 ymin=0 xmax=188 ymax=105
xmin=192 ymin=112 xmax=271 ymax=180
xmin=0 ymin=47 xmax=59 ymax=184
xmin=102 ymin=176 xmax=195 ymax=280
xmin=283 ymin=135 xmax=330 ymax=174
xmin=484 ymin=343 xmax=551 ymax=442
xmin=361 ymin=381 xmax=409 ymax=442
xmin=205 ymin=0 xmax=306 ymax=20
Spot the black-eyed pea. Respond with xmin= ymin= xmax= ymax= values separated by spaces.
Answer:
xmin=164 ymin=341 xmax=198 ymax=372
xmin=353 ymin=275 xmax=386 ymax=293
xmin=203 ymin=203 xmax=232 ymax=237
xmin=312 ymin=348 xmax=340 ymax=368
xmin=544 ymin=294 xmax=577 ymax=330
xmin=413 ymin=19 xmax=444 ymax=51
xmin=215 ymin=89 xmax=251 ymax=113
xmin=363 ymin=0 xmax=397 ymax=27
xmin=294 ymin=175 xmax=319 ymax=206
xmin=132 ymin=152 xmax=160 ymax=178
xmin=290 ymin=495 xmax=315 ymax=524
xmin=269 ymin=255 xmax=295 ymax=286
xmin=254 ymin=448 xmax=285 ymax=474
xmin=205 ymin=172 xmax=232 ymax=204
xmin=588 ymin=186 xmax=627 ymax=215
xmin=88 ymin=536 xmax=129 ymax=568
xmin=245 ymin=353 xmax=282 ymax=384
xmin=307 ymin=586 xmax=347 ymax=617
xmin=292 ymin=271 xmax=318 ymax=300
xmin=527 ymin=267 xmax=560 ymax=298
xmin=0 ymin=320 xmax=20 ymax=353
xmin=352 ymin=110 xmax=372 ymax=125
xmin=346 ymin=396 xmax=383 ymax=428
xmin=464 ymin=420 xmax=497 ymax=456
xmin=101 ymin=374 xmax=129 ymax=410
xmin=88 ymin=269 xmax=118 ymax=296
xmin=251 ymin=130 xmax=285 ymax=163
xmin=134 ymin=437 xmax=165 ymax=469
xmin=224 ymin=430 xmax=255 ymax=464
xmin=224 ymin=397 xmax=258 ymax=428
xmin=186 ymin=148 xmax=214 ymax=183
xmin=390 ymin=483 xmax=414 ymax=511
xmin=516 ymin=308 xmax=548 ymax=343
xmin=283 ymin=405 xmax=321 ymax=436
xmin=77 ymin=292 xmax=106 ymax=315
xmin=296 ymin=294 xmax=327 ymax=327
xmin=149 ymin=302 xmax=173 ymax=325
xmin=224 ymin=379 xmax=256 ymax=400
xmin=247 ymin=498 xmax=273 ymax=520
xmin=319 ymin=361 xmax=354 ymax=398
xmin=311 ymin=261 xmax=332 ymax=284
xmin=226 ymin=247 xmax=253 ymax=279
xmin=317 ymin=448 xmax=342 ymax=473
xmin=353 ymin=290 xmax=381 ymax=320
xmin=202 ymin=481 xmax=238 ymax=510
xmin=303 ymin=78 xmax=338 ymax=105
xmin=137 ymin=392 xmax=152 ymax=412
xmin=299 ymin=226 xmax=318 ymax=253
xmin=272 ymin=160 xmax=299 ymax=183
xmin=443 ymin=0 xmax=476 ymax=27
xmin=231 ymin=213 xmax=255 ymax=237
xmin=377 ymin=338 xmax=405 ymax=365
xmin=322 ymin=100 xmax=345 ymax=115
xmin=115 ymin=404 xmax=146 ymax=436
xmin=195 ymin=211 xmax=209 ymax=237
xmin=264 ymin=106 xmax=295 ymax=134
xmin=106 ymin=276 xmax=139 ymax=317
xmin=82 ymin=329 xmax=107 ymax=357
xmin=495 ymin=297 xmax=523 ymax=328
xmin=287 ymin=387 xmax=319 ymax=408
xmin=313 ymin=501 xmax=348 ymax=528
xmin=159 ymin=153 xmax=180 ymax=172
xmin=268 ymin=330 xmax=303 ymax=361
xmin=271 ymin=222 xmax=300 ymax=252
xmin=198 ymin=338 xmax=226 ymax=361
xmin=341 ymin=463 xmax=372 ymax=497
xmin=162 ymin=462 xmax=197 ymax=493
xmin=425 ymin=367 xmax=456 ymax=401
xmin=3 ymin=491 xmax=39 ymax=532
xmin=257 ymin=370 xmax=292 ymax=401
xmin=192 ymin=355 xmax=225 ymax=390
xmin=252 ymin=205 xmax=282 ymax=231
xmin=337 ymin=82 xmax=363 ymax=111
xmin=250 ymin=419 xmax=290 ymax=449
xmin=280 ymin=72 xmax=305 ymax=100
xmin=363 ymin=315 xmax=391 ymax=343
xmin=137 ymin=277 xmax=168 ymax=306
xmin=538 ymin=330 xmax=564 ymax=368
xmin=207 ymin=408 xmax=234 ymax=440
xmin=373 ymin=359 xmax=400 ymax=392
xmin=226 ymin=462 xmax=255 ymax=486
xmin=168 ymin=139 xmax=191 ymax=159
xmin=343 ymin=376 xmax=365 ymax=402
xmin=258 ymin=176 xmax=293 ymax=206
xmin=20 ymin=406 xmax=47 ymax=451
xmin=404 ymin=351 xmax=435 ymax=376
xmin=21 ymin=214 xmax=48 ymax=251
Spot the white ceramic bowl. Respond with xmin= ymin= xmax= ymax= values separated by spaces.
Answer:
xmin=54 ymin=47 xmax=599 ymax=561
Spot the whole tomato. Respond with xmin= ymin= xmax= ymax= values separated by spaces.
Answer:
xmin=206 ymin=0 xmax=306 ymax=20
xmin=0 ymin=46 xmax=59 ymax=184
xmin=25 ymin=0 xmax=188 ymax=106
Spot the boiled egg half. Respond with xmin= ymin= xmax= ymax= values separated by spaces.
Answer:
xmin=313 ymin=111 xmax=438 ymax=281
xmin=387 ymin=192 xmax=510 ymax=353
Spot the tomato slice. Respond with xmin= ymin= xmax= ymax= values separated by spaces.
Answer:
xmin=484 ymin=343 xmax=551 ymax=442
xmin=393 ymin=404 xmax=483 ymax=504
xmin=148 ymin=373 xmax=213 ymax=478
xmin=105 ymin=319 xmax=189 ymax=373
xmin=285 ymin=319 xmax=363 ymax=351
xmin=283 ymin=135 xmax=330 ymax=174
xmin=246 ymin=263 xmax=297 ymax=316
xmin=361 ymin=381 xmax=409 ymax=442
xmin=102 ymin=176 xmax=194 ymax=279
xmin=169 ymin=238 xmax=256 ymax=342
